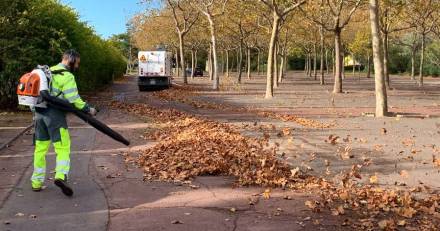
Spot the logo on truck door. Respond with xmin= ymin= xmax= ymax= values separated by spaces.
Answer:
xmin=140 ymin=54 xmax=147 ymax=63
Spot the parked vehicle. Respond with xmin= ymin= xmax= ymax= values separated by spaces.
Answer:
xmin=138 ymin=51 xmax=172 ymax=91
xmin=185 ymin=67 xmax=204 ymax=77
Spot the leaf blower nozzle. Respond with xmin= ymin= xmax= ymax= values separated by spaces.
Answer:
xmin=40 ymin=91 xmax=130 ymax=146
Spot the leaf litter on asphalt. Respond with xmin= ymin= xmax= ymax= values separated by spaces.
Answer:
xmin=111 ymin=96 xmax=440 ymax=230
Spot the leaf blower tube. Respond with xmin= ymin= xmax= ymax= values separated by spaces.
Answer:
xmin=40 ymin=90 xmax=130 ymax=146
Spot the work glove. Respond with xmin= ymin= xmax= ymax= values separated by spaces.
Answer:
xmin=89 ymin=107 xmax=97 ymax=116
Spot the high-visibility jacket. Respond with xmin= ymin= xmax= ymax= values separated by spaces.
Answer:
xmin=49 ymin=64 xmax=88 ymax=111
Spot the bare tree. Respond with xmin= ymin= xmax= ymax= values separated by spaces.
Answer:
xmin=303 ymin=0 xmax=363 ymax=93
xmin=406 ymin=0 xmax=440 ymax=86
xmin=167 ymin=0 xmax=199 ymax=84
xmin=259 ymin=0 xmax=306 ymax=99
xmin=393 ymin=32 xmax=420 ymax=80
xmin=379 ymin=0 xmax=411 ymax=89
xmin=191 ymin=0 xmax=228 ymax=90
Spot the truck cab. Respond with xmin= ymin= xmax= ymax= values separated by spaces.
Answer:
xmin=138 ymin=51 xmax=172 ymax=91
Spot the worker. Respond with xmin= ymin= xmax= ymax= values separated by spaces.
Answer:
xmin=31 ymin=49 xmax=97 ymax=196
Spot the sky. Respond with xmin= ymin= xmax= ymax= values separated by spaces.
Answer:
xmin=60 ymin=0 xmax=157 ymax=39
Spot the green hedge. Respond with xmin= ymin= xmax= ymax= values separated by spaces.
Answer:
xmin=0 ymin=0 xmax=126 ymax=109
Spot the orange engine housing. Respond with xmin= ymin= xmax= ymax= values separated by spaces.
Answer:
xmin=17 ymin=72 xmax=40 ymax=97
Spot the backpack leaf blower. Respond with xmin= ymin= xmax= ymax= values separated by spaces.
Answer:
xmin=16 ymin=65 xmax=130 ymax=146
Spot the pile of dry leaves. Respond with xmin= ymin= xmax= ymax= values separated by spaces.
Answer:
xmin=111 ymin=101 xmax=308 ymax=187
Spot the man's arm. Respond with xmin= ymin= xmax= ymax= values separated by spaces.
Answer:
xmin=62 ymin=74 xmax=89 ymax=111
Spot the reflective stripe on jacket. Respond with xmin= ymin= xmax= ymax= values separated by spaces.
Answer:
xmin=49 ymin=64 xmax=87 ymax=110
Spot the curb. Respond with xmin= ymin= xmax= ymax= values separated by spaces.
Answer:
xmin=0 ymin=124 xmax=33 ymax=151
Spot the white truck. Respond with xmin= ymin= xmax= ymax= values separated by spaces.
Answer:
xmin=138 ymin=51 xmax=172 ymax=91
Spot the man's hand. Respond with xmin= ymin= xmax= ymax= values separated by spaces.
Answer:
xmin=89 ymin=107 xmax=97 ymax=116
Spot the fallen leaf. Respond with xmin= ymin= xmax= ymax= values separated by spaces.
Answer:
xmin=397 ymin=220 xmax=406 ymax=227
xmin=326 ymin=135 xmax=339 ymax=145
xmin=378 ymin=220 xmax=389 ymax=230
xmin=290 ymin=167 xmax=299 ymax=177
xmin=433 ymin=155 xmax=440 ymax=167
xmin=339 ymin=191 xmax=349 ymax=200
xmin=370 ymin=175 xmax=378 ymax=184
xmin=305 ymin=200 xmax=316 ymax=209
xmin=282 ymin=127 xmax=291 ymax=136
xmin=400 ymin=170 xmax=409 ymax=179
xmin=337 ymin=205 xmax=345 ymax=215
xmin=400 ymin=207 xmax=417 ymax=218
xmin=263 ymin=189 xmax=271 ymax=199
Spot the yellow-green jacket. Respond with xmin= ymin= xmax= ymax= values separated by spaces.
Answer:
xmin=49 ymin=64 xmax=89 ymax=111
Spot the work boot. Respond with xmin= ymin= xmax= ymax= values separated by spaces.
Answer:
xmin=32 ymin=187 xmax=42 ymax=192
xmin=32 ymin=182 xmax=43 ymax=192
xmin=54 ymin=175 xmax=73 ymax=197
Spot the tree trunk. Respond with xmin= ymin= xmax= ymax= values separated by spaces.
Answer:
xmin=265 ymin=13 xmax=279 ymax=99
xmin=195 ymin=50 xmax=198 ymax=74
xmin=208 ymin=45 xmax=213 ymax=80
xmin=257 ymin=48 xmax=260 ymax=74
xmin=226 ymin=49 xmax=229 ymax=78
xmin=411 ymin=46 xmax=416 ymax=80
xmin=352 ymin=53 xmax=356 ymax=76
xmin=178 ymin=33 xmax=187 ymax=84
xmin=320 ymin=26 xmax=325 ymax=85
xmin=238 ymin=43 xmax=243 ymax=83
xmin=419 ymin=33 xmax=425 ymax=87
xmin=383 ymin=32 xmax=391 ymax=89
xmin=332 ymin=48 xmax=335 ymax=77
xmin=341 ymin=43 xmax=345 ymax=80
xmin=278 ymin=51 xmax=284 ymax=82
xmin=283 ymin=55 xmax=288 ymax=79
xmin=308 ymin=53 xmax=312 ymax=77
xmin=313 ymin=42 xmax=317 ymax=80
xmin=369 ymin=0 xmax=388 ymax=117
xmin=367 ymin=54 xmax=371 ymax=78
xmin=274 ymin=43 xmax=279 ymax=88
xmin=221 ymin=50 xmax=225 ymax=74
xmin=247 ymin=47 xmax=251 ymax=79
xmin=175 ymin=50 xmax=179 ymax=77
xmin=191 ymin=49 xmax=195 ymax=79
xmin=410 ymin=34 xmax=417 ymax=81
xmin=333 ymin=29 xmax=343 ymax=93
xmin=325 ymin=48 xmax=329 ymax=74
xmin=207 ymin=15 xmax=219 ymax=90
xmin=304 ymin=54 xmax=308 ymax=74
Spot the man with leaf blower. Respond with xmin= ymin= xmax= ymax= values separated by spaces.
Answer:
xmin=30 ymin=50 xmax=97 ymax=196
